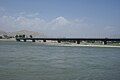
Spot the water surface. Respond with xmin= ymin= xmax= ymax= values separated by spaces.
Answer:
xmin=0 ymin=41 xmax=120 ymax=80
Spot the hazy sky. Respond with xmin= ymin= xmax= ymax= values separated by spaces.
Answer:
xmin=0 ymin=0 xmax=120 ymax=38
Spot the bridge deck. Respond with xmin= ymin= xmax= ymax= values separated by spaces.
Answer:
xmin=16 ymin=38 xmax=120 ymax=41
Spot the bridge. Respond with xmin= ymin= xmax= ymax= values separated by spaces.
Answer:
xmin=16 ymin=38 xmax=120 ymax=45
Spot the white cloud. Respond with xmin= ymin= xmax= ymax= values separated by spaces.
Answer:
xmin=26 ymin=13 xmax=39 ymax=17
xmin=0 ymin=13 xmax=119 ymax=38
xmin=0 ymin=7 xmax=6 ymax=16
xmin=0 ymin=7 xmax=5 ymax=12
xmin=50 ymin=16 xmax=70 ymax=26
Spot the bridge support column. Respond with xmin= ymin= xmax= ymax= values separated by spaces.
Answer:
xmin=32 ymin=39 xmax=35 ymax=42
xmin=58 ymin=40 xmax=61 ymax=43
xmin=77 ymin=40 xmax=80 ymax=44
xmin=24 ymin=39 xmax=26 ymax=42
xmin=43 ymin=40 xmax=46 ymax=42
xmin=103 ymin=41 xmax=107 ymax=45
xmin=16 ymin=39 xmax=20 ymax=42
xmin=73 ymin=41 xmax=76 ymax=43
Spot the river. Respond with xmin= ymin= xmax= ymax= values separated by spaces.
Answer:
xmin=0 ymin=41 xmax=120 ymax=80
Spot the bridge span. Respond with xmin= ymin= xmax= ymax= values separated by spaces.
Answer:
xmin=16 ymin=38 xmax=120 ymax=45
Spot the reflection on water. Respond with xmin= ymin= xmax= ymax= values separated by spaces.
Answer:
xmin=0 ymin=41 xmax=120 ymax=80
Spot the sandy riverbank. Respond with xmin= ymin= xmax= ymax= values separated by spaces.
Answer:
xmin=0 ymin=38 xmax=16 ymax=41
xmin=35 ymin=41 xmax=120 ymax=48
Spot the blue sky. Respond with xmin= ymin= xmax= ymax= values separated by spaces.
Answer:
xmin=0 ymin=0 xmax=120 ymax=37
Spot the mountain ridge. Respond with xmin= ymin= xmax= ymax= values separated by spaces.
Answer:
xmin=0 ymin=30 xmax=45 ymax=37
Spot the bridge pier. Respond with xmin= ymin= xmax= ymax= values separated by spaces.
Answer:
xmin=77 ymin=40 xmax=80 ymax=44
xmin=16 ymin=39 xmax=20 ymax=42
xmin=23 ymin=39 xmax=26 ymax=42
xmin=73 ymin=41 xmax=76 ymax=43
xmin=103 ymin=41 xmax=107 ymax=45
xmin=43 ymin=40 xmax=46 ymax=42
xmin=58 ymin=40 xmax=61 ymax=43
xmin=32 ymin=39 xmax=35 ymax=42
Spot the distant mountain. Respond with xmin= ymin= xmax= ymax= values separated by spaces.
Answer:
xmin=8 ymin=30 xmax=46 ymax=38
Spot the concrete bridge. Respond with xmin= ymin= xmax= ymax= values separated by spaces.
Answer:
xmin=16 ymin=38 xmax=120 ymax=45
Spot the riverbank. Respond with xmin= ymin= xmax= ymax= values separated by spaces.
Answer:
xmin=38 ymin=41 xmax=120 ymax=48
xmin=0 ymin=38 xmax=16 ymax=41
